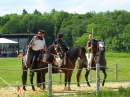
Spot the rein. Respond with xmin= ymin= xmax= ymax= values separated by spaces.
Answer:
xmin=40 ymin=44 xmax=62 ymax=64
xmin=65 ymin=55 xmax=74 ymax=68
xmin=40 ymin=53 xmax=58 ymax=64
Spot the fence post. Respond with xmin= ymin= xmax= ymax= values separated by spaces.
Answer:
xmin=115 ymin=63 xmax=118 ymax=81
xmin=96 ymin=63 xmax=100 ymax=94
xmin=48 ymin=64 xmax=52 ymax=96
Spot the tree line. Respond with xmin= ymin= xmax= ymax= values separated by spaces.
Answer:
xmin=0 ymin=9 xmax=130 ymax=52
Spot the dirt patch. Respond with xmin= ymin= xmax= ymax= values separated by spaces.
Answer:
xmin=0 ymin=82 xmax=130 ymax=97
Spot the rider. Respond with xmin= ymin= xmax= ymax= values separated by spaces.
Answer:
xmin=26 ymin=30 xmax=47 ymax=75
xmin=55 ymin=33 xmax=69 ymax=72
xmin=56 ymin=33 xmax=69 ymax=53
xmin=86 ymin=33 xmax=98 ymax=70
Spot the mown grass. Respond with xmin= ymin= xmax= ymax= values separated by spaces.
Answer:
xmin=0 ymin=52 xmax=130 ymax=96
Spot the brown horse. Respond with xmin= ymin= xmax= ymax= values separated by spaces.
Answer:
xmin=36 ymin=46 xmax=87 ymax=91
xmin=22 ymin=42 xmax=63 ymax=91
xmin=76 ymin=40 xmax=107 ymax=87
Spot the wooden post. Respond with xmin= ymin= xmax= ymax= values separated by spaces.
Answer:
xmin=48 ymin=64 xmax=52 ymax=96
xmin=96 ymin=63 xmax=100 ymax=94
xmin=115 ymin=63 xmax=118 ymax=81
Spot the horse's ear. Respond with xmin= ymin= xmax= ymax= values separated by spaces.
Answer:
xmin=102 ymin=39 xmax=104 ymax=41
xmin=53 ymin=41 xmax=57 ymax=44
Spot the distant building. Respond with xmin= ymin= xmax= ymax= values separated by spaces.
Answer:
xmin=0 ymin=34 xmax=35 ymax=56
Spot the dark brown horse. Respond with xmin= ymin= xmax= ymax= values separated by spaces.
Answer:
xmin=76 ymin=40 xmax=107 ymax=87
xmin=22 ymin=42 xmax=63 ymax=91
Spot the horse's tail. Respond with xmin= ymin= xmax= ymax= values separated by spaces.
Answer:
xmin=22 ymin=55 xmax=28 ymax=68
xmin=22 ymin=55 xmax=28 ymax=90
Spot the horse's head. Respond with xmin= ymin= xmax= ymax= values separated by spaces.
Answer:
xmin=53 ymin=41 xmax=64 ymax=58
xmin=98 ymin=39 xmax=105 ymax=51
xmin=78 ymin=46 xmax=87 ymax=60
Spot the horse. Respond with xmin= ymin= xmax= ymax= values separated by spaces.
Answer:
xmin=76 ymin=40 xmax=107 ymax=87
xmin=22 ymin=42 xmax=87 ymax=91
xmin=36 ymin=46 xmax=87 ymax=91
xmin=22 ymin=42 xmax=63 ymax=91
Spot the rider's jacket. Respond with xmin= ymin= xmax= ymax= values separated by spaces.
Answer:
xmin=87 ymin=39 xmax=98 ymax=53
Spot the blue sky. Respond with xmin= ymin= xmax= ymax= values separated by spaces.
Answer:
xmin=0 ymin=0 xmax=130 ymax=16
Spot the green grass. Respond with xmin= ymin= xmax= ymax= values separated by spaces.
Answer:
xmin=0 ymin=52 xmax=130 ymax=96
xmin=0 ymin=53 xmax=130 ymax=87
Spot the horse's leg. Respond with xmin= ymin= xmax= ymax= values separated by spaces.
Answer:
xmin=85 ymin=69 xmax=91 ymax=87
xmin=41 ymin=72 xmax=46 ymax=90
xmin=22 ymin=66 xmax=28 ymax=91
xmin=37 ymin=72 xmax=41 ymax=88
xmin=76 ymin=69 xmax=82 ymax=87
xmin=64 ymin=73 xmax=68 ymax=90
xmin=67 ymin=71 xmax=73 ymax=91
xmin=101 ymin=69 xmax=107 ymax=86
xmin=30 ymin=71 xmax=35 ymax=91
xmin=76 ymin=60 xmax=83 ymax=87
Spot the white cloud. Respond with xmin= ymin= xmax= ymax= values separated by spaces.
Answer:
xmin=99 ymin=0 xmax=130 ymax=7
xmin=0 ymin=0 xmax=130 ymax=16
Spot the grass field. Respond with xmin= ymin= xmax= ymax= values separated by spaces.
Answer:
xmin=0 ymin=52 xmax=130 ymax=96
xmin=0 ymin=52 xmax=130 ymax=88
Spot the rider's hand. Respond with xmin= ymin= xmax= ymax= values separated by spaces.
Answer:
xmin=88 ymin=47 xmax=91 ymax=49
xmin=28 ymin=45 xmax=32 ymax=48
xmin=28 ymin=41 xmax=35 ymax=48
xmin=67 ymin=46 xmax=70 ymax=49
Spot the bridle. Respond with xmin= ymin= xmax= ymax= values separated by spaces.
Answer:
xmin=98 ymin=40 xmax=105 ymax=51
xmin=40 ymin=43 xmax=63 ymax=64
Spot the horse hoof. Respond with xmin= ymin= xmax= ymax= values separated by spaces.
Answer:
xmin=33 ymin=89 xmax=36 ymax=91
xmin=64 ymin=87 xmax=67 ymax=91
xmin=77 ymin=84 xmax=81 ymax=87
xmin=23 ymin=88 xmax=27 ymax=91
xmin=32 ymin=87 xmax=36 ymax=91
xmin=87 ymin=83 xmax=91 ymax=87
xmin=68 ymin=88 xmax=71 ymax=91
xmin=42 ymin=87 xmax=46 ymax=90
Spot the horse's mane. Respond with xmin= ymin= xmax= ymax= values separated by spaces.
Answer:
xmin=66 ymin=46 xmax=86 ymax=59
xmin=45 ymin=44 xmax=54 ymax=54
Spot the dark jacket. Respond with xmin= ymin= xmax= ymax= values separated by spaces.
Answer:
xmin=55 ymin=38 xmax=68 ymax=52
xmin=87 ymin=39 xmax=98 ymax=53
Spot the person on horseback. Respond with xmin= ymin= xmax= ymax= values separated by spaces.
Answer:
xmin=26 ymin=30 xmax=47 ymax=75
xmin=86 ymin=33 xmax=98 ymax=70
xmin=55 ymin=33 xmax=69 ymax=72
xmin=56 ymin=33 xmax=69 ymax=53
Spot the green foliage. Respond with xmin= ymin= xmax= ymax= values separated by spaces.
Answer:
xmin=74 ymin=33 xmax=88 ymax=46
xmin=1 ymin=10 xmax=130 ymax=52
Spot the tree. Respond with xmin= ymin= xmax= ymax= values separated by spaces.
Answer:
xmin=22 ymin=9 xmax=28 ymax=15
xmin=33 ymin=9 xmax=41 ymax=14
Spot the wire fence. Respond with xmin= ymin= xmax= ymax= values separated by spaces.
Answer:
xmin=0 ymin=63 xmax=130 ymax=96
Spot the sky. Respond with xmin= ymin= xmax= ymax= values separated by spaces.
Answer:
xmin=0 ymin=0 xmax=130 ymax=16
